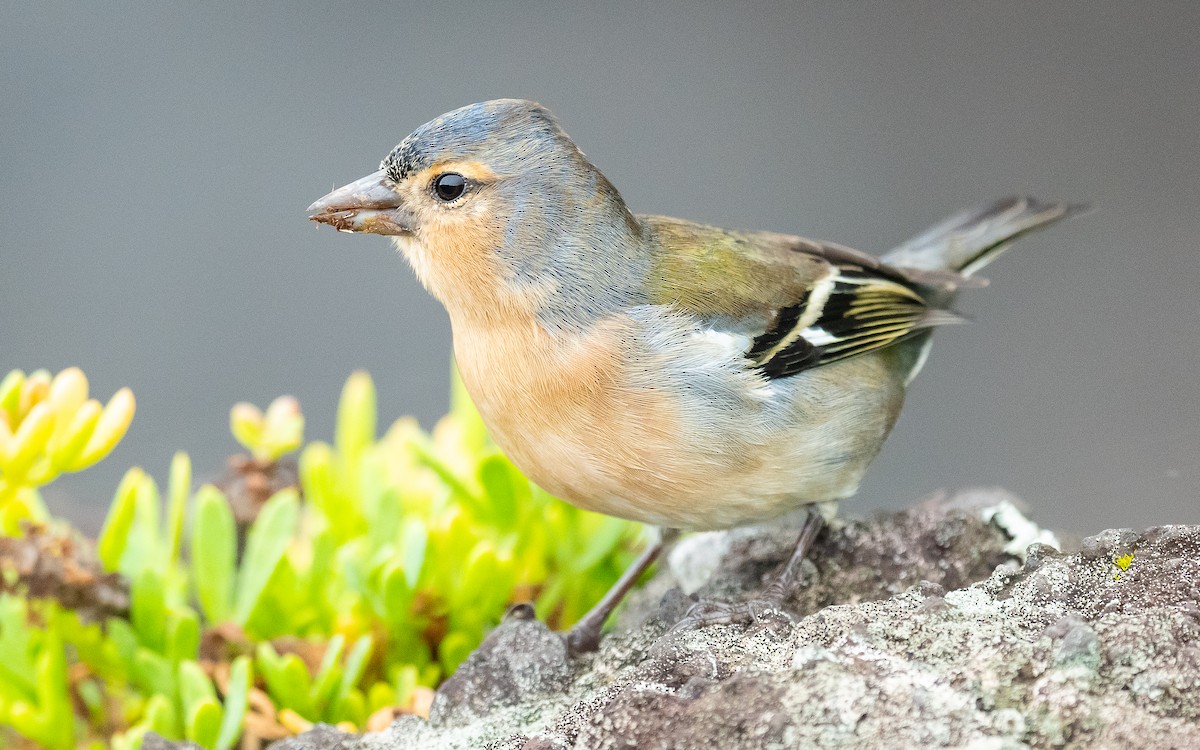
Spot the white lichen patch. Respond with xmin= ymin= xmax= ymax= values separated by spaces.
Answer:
xmin=981 ymin=498 xmax=1060 ymax=558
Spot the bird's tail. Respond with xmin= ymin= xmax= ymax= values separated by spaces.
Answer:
xmin=882 ymin=196 xmax=1087 ymax=277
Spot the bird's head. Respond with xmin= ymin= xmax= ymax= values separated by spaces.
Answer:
xmin=309 ymin=99 xmax=647 ymax=328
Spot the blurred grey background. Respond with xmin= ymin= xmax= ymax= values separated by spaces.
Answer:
xmin=2 ymin=1 xmax=1197 ymax=536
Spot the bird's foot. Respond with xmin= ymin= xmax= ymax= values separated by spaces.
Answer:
xmin=668 ymin=594 xmax=794 ymax=635
xmin=565 ymin=618 xmax=604 ymax=656
xmin=666 ymin=511 xmax=825 ymax=637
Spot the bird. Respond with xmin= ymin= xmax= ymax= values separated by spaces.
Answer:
xmin=308 ymin=98 xmax=1083 ymax=653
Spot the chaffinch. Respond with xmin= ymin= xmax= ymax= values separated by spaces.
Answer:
xmin=309 ymin=99 xmax=1081 ymax=651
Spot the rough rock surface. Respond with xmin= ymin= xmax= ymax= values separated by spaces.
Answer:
xmin=240 ymin=490 xmax=1200 ymax=748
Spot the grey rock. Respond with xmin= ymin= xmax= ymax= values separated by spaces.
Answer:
xmin=221 ymin=489 xmax=1200 ymax=750
xmin=142 ymin=734 xmax=202 ymax=750
xmin=269 ymin=725 xmax=359 ymax=750
xmin=430 ymin=604 xmax=574 ymax=728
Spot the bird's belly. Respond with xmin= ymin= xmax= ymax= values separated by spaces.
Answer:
xmin=481 ymin=399 xmax=871 ymax=530
xmin=453 ymin=317 xmax=904 ymax=530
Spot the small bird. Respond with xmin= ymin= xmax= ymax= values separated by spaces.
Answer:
xmin=309 ymin=99 xmax=1081 ymax=652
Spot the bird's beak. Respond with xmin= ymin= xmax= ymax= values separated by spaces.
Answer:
xmin=307 ymin=170 xmax=415 ymax=235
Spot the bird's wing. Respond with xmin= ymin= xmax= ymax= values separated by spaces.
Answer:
xmin=643 ymin=215 xmax=964 ymax=379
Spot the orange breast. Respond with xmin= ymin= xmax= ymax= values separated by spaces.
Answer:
xmin=450 ymin=313 xmax=702 ymax=516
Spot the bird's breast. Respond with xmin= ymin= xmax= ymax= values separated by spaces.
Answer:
xmin=450 ymin=314 xmax=677 ymax=512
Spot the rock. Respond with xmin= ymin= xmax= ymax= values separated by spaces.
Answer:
xmin=142 ymin=734 xmax=202 ymax=750
xmin=269 ymin=725 xmax=358 ymax=750
xmin=429 ymin=604 xmax=574 ymax=728
xmin=184 ymin=489 xmax=1200 ymax=750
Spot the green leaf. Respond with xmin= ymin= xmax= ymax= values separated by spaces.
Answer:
xmin=438 ymin=630 xmax=474 ymax=675
xmin=166 ymin=610 xmax=200 ymax=663
xmin=364 ymin=475 xmax=401 ymax=548
xmin=229 ymin=403 xmax=264 ymax=456
xmin=255 ymin=642 xmax=313 ymax=717
xmin=119 ymin=472 xmax=162 ymax=578
xmin=335 ymin=371 xmax=376 ymax=463
xmin=450 ymin=542 xmax=499 ymax=613
xmin=477 ymin=455 xmax=528 ymax=529
xmin=191 ymin=486 xmax=236 ymax=624
xmin=392 ymin=664 xmax=419 ymax=707
xmin=298 ymin=442 xmax=336 ymax=520
xmin=569 ymin=515 xmax=630 ymax=573
xmin=34 ymin=630 xmax=74 ymax=750
xmin=105 ymin=619 xmax=140 ymax=673
xmin=412 ymin=442 xmax=486 ymax=517
xmin=260 ymin=396 xmax=303 ymax=461
xmin=97 ymin=468 xmax=144 ymax=572
xmin=178 ymin=660 xmax=218 ymax=714
xmin=366 ymin=681 xmax=396 ymax=714
xmin=76 ymin=677 xmax=105 ymax=724
xmin=332 ymin=688 xmax=366 ymax=727
xmin=166 ymin=452 xmax=192 ymax=565
xmin=130 ymin=567 xmax=168 ymax=653
xmin=245 ymin=555 xmax=310 ymax=640
xmin=418 ymin=662 xmax=442 ymax=688
xmin=308 ymin=634 xmax=344 ymax=716
xmin=214 ymin=655 xmax=252 ymax=750
xmin=332 ymin=636 xmax=372 ymax=711
xmin=233 ymin=489 xmax=299 ymax=625
xmin=381 ymin=563 xmax=413 ymax=626
xmin=534 ymin=575 xmax=568 ymax=622
xmin=400 ymin=518 xmax=427 ymax=589
xmin=0 ymin=596 xmax=36 ymax=698
xmin=448 ymin=361 xmax=489 ymax=451
xmin=142 ymin=693 xmax=180 ymax=741
xmin=132 ymin=647 xmax=175 ymax=701
xmin=307 ymin=528 xmax=337 ymax=607
xmin=186 ymin=699 xmax=222 ymax=749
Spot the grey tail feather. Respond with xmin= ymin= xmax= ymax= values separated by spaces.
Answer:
xmin=915 ymin=308 xmax=970 ymax=328
xmin=882 ymin=196 xmax=1089 ymax=277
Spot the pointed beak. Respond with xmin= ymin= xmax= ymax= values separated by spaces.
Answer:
xmin=307 ymin=169 xmax=415 ymax=235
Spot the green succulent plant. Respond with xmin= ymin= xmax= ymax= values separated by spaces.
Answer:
xmin=0 ymin=368 xmax=642 ymax=750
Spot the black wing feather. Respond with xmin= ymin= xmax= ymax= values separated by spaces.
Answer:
xmin=750 ymin=263 xmax=948 ymax=379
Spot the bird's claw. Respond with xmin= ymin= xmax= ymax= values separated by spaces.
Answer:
xmin=668 ymin=596 xmax=794 ymax=636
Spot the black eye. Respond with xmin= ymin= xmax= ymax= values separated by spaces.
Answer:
xmin=432 ymin=172 xmax=467 ymax=202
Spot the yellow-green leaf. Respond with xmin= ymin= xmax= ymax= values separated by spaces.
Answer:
xmin=215 ymin=656 xmax=252 ymax=750
xmin=73 ymin=388 xmax=135 ymax=469
xmin=336 ymin=371 xmax=376 ymax=462
xmin=48 ymin=399 xmax=101 ymax=472
xmin=97 ymin=468 xmax=145 ymax=571
xmin=234 ymin=490 xmax=299 ymax=625
xmin=3 ymin=402 xmax=54 ymax=479
xmin=191 ymin=486 xmax=236 ymax=623
xmin=229 ymin=402 xmax=264 ymax=455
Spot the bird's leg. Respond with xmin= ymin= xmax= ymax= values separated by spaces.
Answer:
xmin=565 ymin=527 xmax=679 ymax=656
xmin=672 ymin=511 xmax=824 ymax=631
xmin=757 ymin=510 xmax=824 ymax=603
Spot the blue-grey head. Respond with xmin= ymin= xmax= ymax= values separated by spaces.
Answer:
xmin=308 ymin=99 xmax=648 ymax=327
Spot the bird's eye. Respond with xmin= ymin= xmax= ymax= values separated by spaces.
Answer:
xmin=432 ymin=172 xmax=467 ymax=202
